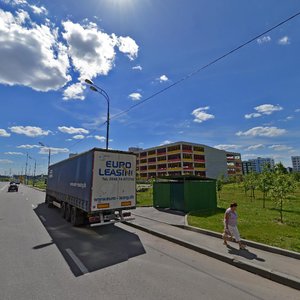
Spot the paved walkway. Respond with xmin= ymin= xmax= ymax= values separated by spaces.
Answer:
xmin=129 ymin=207 xmax=300 ymax=290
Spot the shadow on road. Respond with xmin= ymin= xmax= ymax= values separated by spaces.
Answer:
xmin=33 ymin=203 xmax=146 ymax=277
xmin=226 ymin=245 xmax=265 ymax=262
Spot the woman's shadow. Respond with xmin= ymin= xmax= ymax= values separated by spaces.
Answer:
xmin=226 ymin=245 xmax=265 ymax=262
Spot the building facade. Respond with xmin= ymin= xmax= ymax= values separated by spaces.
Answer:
xmin=242 ymin=161 xmax=253 ymax=175
xmin=291 ymin=156 xmax=300 ymax=172
xmin=226 ymin=152 xmax=242 ymax=176
xmin=131 ymin=141 xmax=242 ymax=180
xmin=243 ymin=157 xmax=275 ymax=174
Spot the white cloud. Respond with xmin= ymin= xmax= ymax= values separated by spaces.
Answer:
xmin=29 ymin=4 xmax=47 ymax=15
xmin=295 ymin=108 xmax=300 ymax=113
xmin=10 ymin=126 xmax=51 ymax=137
xmin=72 ymin=134 xmax=85 ymax=140
xmin=128 ymin=92 xmax=142 ymax=101
xmin=0 ymin=129 xmax=11 ymax=137
xmin=245 ymin=104 xmax=283 ymax=119
xmin=192 ymin=106 xmax=215 ymax=123
xmin=116 ymin=36 xmax=139 ymax=60
xmin=245 ymin=113 xmax=261 ymax=119
xmin=58 ymin=126 xmax=89 ymax=134
xmin=0 ymin=8 xmax=71 ymax=92
xmin=214 ymin=144 xmax=240 ymax=151
xmin=94 ymin=135 xmax=106 ymax=141
xmin=284 ymin=116 xmax=293 ymax=121
xmin=236 ymin=126 xmax=286 ymax=137
xmin=158 ymin=75 xmax=169 ymax=82
xmin=269 ymin=144 xmax=293 ymax=151
xmin=255 ymin=104 xmax=283 ymax=115
xmin=242 ymin=154 xmax=259 ymax=159
xmin=245 ymin=144 xmax=264 ymax=151
xmin=278 ymin=36 xmax=290 ymax=45
xmin=160 ymin=140 xmax=173 ymax=146
xmin=63 ymin=82 xmax=86 ymax=100
xmin=39 ymin=147 xmax=69 ymax=155
xmin=4 ymin=152 xmax=24 ymax=155
xmin=17 ymin=144 xmax=40 ymax=149
xmin=62 ymin=21 xmax=138 ymax=84
xmin=0 ymin=159 xmax=13 ymax=164
xmin=132 ymin=65 xmax=142 ymax=71
xmin=257 ymin=36 xmax=271 ymax=44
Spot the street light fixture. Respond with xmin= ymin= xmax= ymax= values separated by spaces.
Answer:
xmin=85 ymin=79 xmax=110 ymax=150
xmin=39 ymin=142 xmax=51 ymax=169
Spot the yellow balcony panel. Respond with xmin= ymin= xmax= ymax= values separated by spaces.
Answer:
xmin=193 ymin=150 xmax=205 ymax=155
xmin=194 ymin=167 xmax=206 ymax=171
xmin=167 ymin=167 xmax=182 ymax=171
xmin=167 ymin=150 xmax=182 ymax=155
xmin=182 ymin=158 xmax=193 ymax=162
xmin=157 ymin=160 xmax=167 ymax=164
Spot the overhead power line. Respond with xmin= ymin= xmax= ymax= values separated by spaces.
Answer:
xmin=69 ymin=10 xmax=300 ymax=150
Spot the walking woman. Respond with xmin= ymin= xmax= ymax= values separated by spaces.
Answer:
xmin=223 ymin=202 xmax=246 ymax=250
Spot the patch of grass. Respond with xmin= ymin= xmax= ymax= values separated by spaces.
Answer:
xmin=137 ymin=186 xmax=153 ymax=207
xmin=27 ymin=180 xmax=46 ymax=190
xmin=188 ymin=183 xmax=300 ymax=252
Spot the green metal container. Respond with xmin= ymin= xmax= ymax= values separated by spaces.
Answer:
xmin=153 ymin=177 xmax=217 ymax=212
xmin=153 ymin=182 xmax=171 ymax=208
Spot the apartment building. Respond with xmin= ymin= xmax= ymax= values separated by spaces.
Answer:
xmin=291 ymin=156 xmax=300 ymax=172
xmin=242 ymin=157 xmax=275 ymax=174
xmin=226 ymin=152 xmax=242 ymax=176
xmin=131 ymin=141 xmax=241 ymax=179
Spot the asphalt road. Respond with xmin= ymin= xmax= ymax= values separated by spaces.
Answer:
xmin=0 ymin=182 xmax=299 ymax=300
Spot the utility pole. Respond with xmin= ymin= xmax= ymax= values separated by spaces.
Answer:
xmin=25 ymin=153 xmax=28 ymax=185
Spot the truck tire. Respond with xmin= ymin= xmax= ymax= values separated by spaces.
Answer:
xmin=60 ymin=202 xmax=66 ymax=218
xmin=45 ymin=195 xmax=53 ymax=208
xmin=65 ymin=204 xmax=72 ymax=222
xmin=70 ymin=207 xmax=83 ymax=226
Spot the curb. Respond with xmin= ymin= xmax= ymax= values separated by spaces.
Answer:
xmin=181 ymin=222 xmax=300 ymax=260
xmin=124 ymin=221 xmax=300 ymax=291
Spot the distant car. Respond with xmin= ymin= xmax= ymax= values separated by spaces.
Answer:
xmin=8 ymin=183 xmax=18 ymax=192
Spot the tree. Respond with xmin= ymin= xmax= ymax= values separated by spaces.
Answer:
xmin=269 ymin=173 xmax=296 ymax=223
xmin=274 ymin=162 xmax=287 ymax=174
xmin=257 ymin=165 xmax=274 ymax=208
xmin=243 ymin=172 xmax=258 ymax=200
xmin=216 ymin=175 xmax=225 ymax=200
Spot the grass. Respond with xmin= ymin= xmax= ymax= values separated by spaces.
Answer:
xmin=137 ymin=185 xmax=153 ymax=207
xmin=26 ymin=180 xmax=47 ymax=190
xmin=188 ymin=183 xmax=300 ymax=252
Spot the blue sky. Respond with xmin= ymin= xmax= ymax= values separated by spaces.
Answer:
xmin=0 ymin=0 xmax=300 ymax=175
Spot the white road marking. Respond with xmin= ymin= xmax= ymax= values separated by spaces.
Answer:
xmin=1 ymin=185 xmax=8 ymax=191
xmin=39 ymin=215 xmax=46 ymax=222
xmin=32 ymin=204 xmax=36 ymax=209
xmin=65 ymin=248 xmax=89 ymax=275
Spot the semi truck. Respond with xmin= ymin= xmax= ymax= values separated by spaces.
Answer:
xmin=45 ymin=148 xmax=136 ymax=226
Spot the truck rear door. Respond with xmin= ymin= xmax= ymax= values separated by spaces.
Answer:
xmin=91 ymin=151 xmax=136 ymax=212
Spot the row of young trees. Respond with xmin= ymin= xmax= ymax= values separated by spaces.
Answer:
xmin=217 ymin=163 xmax=299 ymax=223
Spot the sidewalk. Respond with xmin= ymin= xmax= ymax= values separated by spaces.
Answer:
xmin=128 ymin=208 xmax=300 ymax=290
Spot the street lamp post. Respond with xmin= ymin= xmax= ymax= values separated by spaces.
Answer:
xmin=39 ymin=142 xmax=51 ymax=169
xmin=28 ymin=156 xmax=37 ymax=187
xmin=85 ymin=79 xmax=110 ymax=150
xmin=24 ymin=153 xmax=29 ymax=185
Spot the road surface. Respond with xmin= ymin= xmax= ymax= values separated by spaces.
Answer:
xmin=0 ymin=182 xmax=299 ymax=300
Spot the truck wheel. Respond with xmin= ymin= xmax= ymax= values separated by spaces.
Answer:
xmin=65 ymin=204 xmax=72 ymax=222
xmin=45 ymin=195 xmax=53 ymax=208
xmin=70 ymin=207 xmax=83 ymax=226
xmin=60 ymin=202 xmax=66 ymax=218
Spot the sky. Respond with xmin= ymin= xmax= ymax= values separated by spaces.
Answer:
xmin=0 ymin=0 xmax=300 ymax=175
